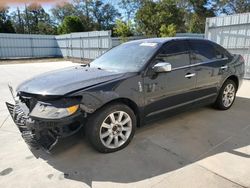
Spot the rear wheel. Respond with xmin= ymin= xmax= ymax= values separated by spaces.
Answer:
xmin=85 ymin=103 xmax=136 ymax=153
xmin=214 ymin=79 xmax=237 ymax=110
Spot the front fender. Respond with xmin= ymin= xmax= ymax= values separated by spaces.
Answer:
xmin=78 ymin=91 xmax=120 ymax=113
xmin=69 ymin=73 xmax=144 ymax=114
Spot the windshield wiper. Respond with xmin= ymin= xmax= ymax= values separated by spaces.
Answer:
xmin=81 ymin=63 xmax=90 ymax=67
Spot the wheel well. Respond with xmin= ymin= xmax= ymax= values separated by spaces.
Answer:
xmin=227 ymin=75 xmax=239 ymax=90
xmin=101 ymin=98 xmax=141 ymax=127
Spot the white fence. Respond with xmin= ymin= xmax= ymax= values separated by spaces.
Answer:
xmin=56 ymin=31 xmax=112 ymax=60
xmin=0 ymin=33 xmax=59 ymax=58
xmin=205 ymin=13 xmax=250 ymax=79
xmin=176 ymin=33 xmax=204 ymax=38
xmin=2 ymin=23 xmax=250 ymax=78
xmin=0 ymin=31 xmax=112 ymax=60
xmin=0 ymin=31 xmax=146 ymax=60
xmin=112 ymin=36 xmax=149 ymax=47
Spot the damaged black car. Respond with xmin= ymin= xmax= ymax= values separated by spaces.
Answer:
xmin=6 ymin=38 xmax=245 ymax=153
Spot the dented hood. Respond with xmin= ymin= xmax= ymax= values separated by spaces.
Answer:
xmin=16 ymin=66 xmax=124 ymax=96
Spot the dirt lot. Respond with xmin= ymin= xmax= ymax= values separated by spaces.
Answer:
xmin=0 ymin=61 xmax=249 ymax=188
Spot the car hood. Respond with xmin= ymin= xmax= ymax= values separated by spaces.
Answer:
xmin=16 ymin=66 xmax=125 ymax=96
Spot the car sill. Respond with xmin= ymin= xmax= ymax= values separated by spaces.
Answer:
xmin=146 ymin=93 xmax=217 ymax=117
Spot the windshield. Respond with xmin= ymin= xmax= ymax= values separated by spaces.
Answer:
xmin=90 ymin=41 xmax=160 ymax=72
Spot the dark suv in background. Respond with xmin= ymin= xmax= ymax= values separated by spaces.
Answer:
xmin=6 ymin=38 xmax=245 ymax=153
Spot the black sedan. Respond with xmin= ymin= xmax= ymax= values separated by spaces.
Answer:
xmin=6 ymin=38 xmax=245 ymax=153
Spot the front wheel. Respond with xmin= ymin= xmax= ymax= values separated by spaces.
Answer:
xmin=85 ymin=103 xmax=136 ymax=153
xmin=214 ymin=79 xmax=237 ymax=110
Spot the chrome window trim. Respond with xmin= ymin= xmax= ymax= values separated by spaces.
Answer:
xmin=172 ymin=57 xmax=229 ymax=71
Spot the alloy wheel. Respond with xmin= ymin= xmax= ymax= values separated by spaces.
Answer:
xmin=222 ymin=83 xmax=235 ymax=108
xmin=99 ymin=111 xmax=132 ymax=149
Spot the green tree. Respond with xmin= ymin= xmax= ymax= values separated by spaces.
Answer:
xmin=11 ymin=7 xmax=24 ymax=33
xmin=187 ymin=0 xmax=216 ymax=33
xmin=217 ymin=0 xmax=250 ymax=14
xmin=114 ymin=19 xmax=133 ymax=42
xmin=73 ymin=0 xmax=120 ymax=30
xmin=188 ymin=13 xmax=205 ymax=33
xmin=73 ymin=0 xmax=95 ymax=30
xmin=12 ymin=3 xmax=57 ymax=34
xmin=118 ymin=0 xmax=142 ymax=21
xmin=160 ymin=24 xmax=176 ymax=37
xmin=89 ymin=0 xmax=121 ymax=30
xmin=0 ymin=7 xmax=15 ymax=33
xmin=135 ymin=0 xmax=184 ymax=36
xmin=37 ymin=22 xmax=57 ymax=35
xmin=26 ymin=4 xmax=51 ymax=34
xmin=58 ymin=16 xmax=84 ymax=34
xmin=51 ymin=3 xmax=77 ymax=24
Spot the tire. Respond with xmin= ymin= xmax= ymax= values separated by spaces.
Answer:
xmin=214 ymin=79 xmax=237 ymax=110
xmin=85 ymin=103 xmax=136 ymax=153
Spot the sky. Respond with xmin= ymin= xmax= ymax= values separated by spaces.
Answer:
xmin=9 ymin=4 xmax=54 ymax=13
xmin=2 ymin=0 xmax=65 ymax=12
xmin=3 ymin=0 xmax=119 ymax=13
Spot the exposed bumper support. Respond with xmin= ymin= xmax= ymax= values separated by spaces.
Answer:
xmin=6 ymin=102 xmax=84 ymax=152
xmin=6 ymin=102 xmax=41 ymax=149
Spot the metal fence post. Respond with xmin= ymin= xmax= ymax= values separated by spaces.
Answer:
xmin=109 ymin=31 xmax=112 ymax=49
xmin=70 ymin=34 xmax=73 ymax=58
xmin=80 ymin=36 xmax=83 ymax=59
xmin=88 ymin=33 xmax=90 ymax=59
xmin=0 ymin=36 xmax=2 ymax=59
xmin=67 ymin=37 xmax=69 ymax=58
xmin=82 ymin=38 xmax=85 ymax=59
xmin=100 ymin=35 xmax=103 ymax=56
xmin=98 ymin=35 xmax=100 ymax=57
xmin=30 ymin=37 xmax=34 ymax=57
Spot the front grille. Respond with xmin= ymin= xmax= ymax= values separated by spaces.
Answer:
xmin=13 ymin=104 xmax=26 ymax=127
xmin=6 ymin=102 xmax=14 ymax=117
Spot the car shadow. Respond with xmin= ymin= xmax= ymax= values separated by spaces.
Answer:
xmin=31 ymin=97 xmax=250 ymax=186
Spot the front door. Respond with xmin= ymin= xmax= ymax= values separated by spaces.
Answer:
xmin=143 ymin=40 xmax=197 ymax=118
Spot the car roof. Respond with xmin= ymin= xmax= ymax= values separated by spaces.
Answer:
xmin=125 ymin=37 xmax=209 ymax=45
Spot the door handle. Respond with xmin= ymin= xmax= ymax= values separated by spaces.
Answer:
xmin=221 ymin=65 xmax=228 ymax=70
xmin=185 ymin=73 xmax=196 ymax=78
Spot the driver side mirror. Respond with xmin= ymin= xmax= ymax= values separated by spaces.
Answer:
xmin=153 ymin=62 xmax=172 ymax=73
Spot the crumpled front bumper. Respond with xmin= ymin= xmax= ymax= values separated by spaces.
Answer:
xmin=6 ymin=102 xmax=84 ymax=152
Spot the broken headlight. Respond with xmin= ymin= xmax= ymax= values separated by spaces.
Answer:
xmin=30 ymin=102 xmax=79 ymax=120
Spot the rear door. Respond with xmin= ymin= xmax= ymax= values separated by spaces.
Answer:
xmin=144 ymin=40 xmax=197 ymax=118
xmin=188 ymin=39 xmax=229 ymax=100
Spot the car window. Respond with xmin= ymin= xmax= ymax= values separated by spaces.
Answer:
xmin=154 ymin=40 xmax=190 ymax=69
xmin=189 ymin=40 xmax=219 ymax=63
xmin=213 ymin=43 xmax=232 ymax=59
xmin=90 ymin=41 xmax=160 ymax=72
